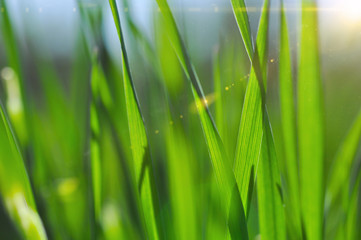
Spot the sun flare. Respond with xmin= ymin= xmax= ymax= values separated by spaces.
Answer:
xmin=341 ymin=0 xmax=361 ymax=22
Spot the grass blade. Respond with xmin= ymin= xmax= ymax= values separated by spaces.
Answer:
xmin=155 ymin=0 xmax=231 ymax=204
xmin=155 ymin=0 xmax=248 ymax=238
xmin=345 ymin=173 xmax=361 ymax=240
xmin=257 ymin=113 xmax=286 ymax=240
xmin=165 ymin=123 xmax=198 ymax=240
xmin=0 ymin=0 xmax=28 ymax=146
xmin=230 ymin=0 xmax=253 ymax=59
xmin=279 ymin=2 xmax=302 ymax=238
xmin=108 ymin=1 xmax=160 ymax=239
xmin=0 ymin=102 xmax=47 ymax=239
xmin=231 ymin=0 xmax=270 ymax=216
xmin=298 ymin=1 xmax=324 ymax=239
xmin=327 ymin=109 xmax=361 ymax=208
xmin=325 ymin=109 xmax=361 ymax=239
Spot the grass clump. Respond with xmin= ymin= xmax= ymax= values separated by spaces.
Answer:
xmin=0 ymin=0 xmax=360 ymax=239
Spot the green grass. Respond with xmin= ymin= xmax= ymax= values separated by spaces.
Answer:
xmin=0 ymin=0 xmax=361 ymax=239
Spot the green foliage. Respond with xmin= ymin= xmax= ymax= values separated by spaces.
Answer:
xmin=298 ymin=1 xmax=324 ymax=239
xmin=0 ymin=0 xmax=360 ymax=239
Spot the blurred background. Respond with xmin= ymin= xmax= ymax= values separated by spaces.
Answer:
xmin=0 ymin=0 xmax=360 ymax=239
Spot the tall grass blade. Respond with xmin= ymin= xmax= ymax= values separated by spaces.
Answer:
xmin=298 ymin=1 xmax=324 ymax=239
xmin=0 ymin=102 xmax=47 ymax=239
xmin=165 ymin=123 xmax=198 ymax=240
xmin=257 ymin=114 xmax=286 ymax=240
xmin=0 ymin=0 xmax=28 ymax=146
xmin=231 ymin=0 xmax=270 ymax=216
xmin=155 ymin=0 xmax=230 ymax=203
xmin=108 ymin=1 xmax=160 ymax=239
xmin=155 ymin=0 xmax=248 ymax=238
xmin=279 ymin=2 xmax=302 ymax=238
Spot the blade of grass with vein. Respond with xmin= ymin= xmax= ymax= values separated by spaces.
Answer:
xmin=0 ymin=102 xmax=47 ymax=239
xmin=155 ymin=1 xmax=248 ymax=238
xmin=231 ymin=0 xmax=269 ymax=216
xmin=279 ymin=2 xmax=302 ymax=238
xmin=231 ymin=1 xmax=286 ymax=238
xmin=156 ymin=0 xmax=235 ymax=204
xmin=298 ymin=1 xmax=324 ymax=239
xmin=257 ymin=112 xmax=286 ymax=240
xmin=109 ymin=1 xmax=160 ymax=239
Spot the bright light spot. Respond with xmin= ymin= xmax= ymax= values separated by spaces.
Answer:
xmin=73 ymin=7 xmax=76 ymax=12
xmin=225 ymin=86 xmax=229 ymax=91
xmin=57 ymin=178 xmax=79 ymax=197
xmin=39 ymin=8 xmax=42 ymax=13
xmin=1 ymin=67 xmax=15 ymax=80
xmin=155 ymin=130 xmax=159 ymax=134
xmin=25 ymin=8 xmax=29 ymax=13
xmin=341 ymin=0 xmax=361 ymax=22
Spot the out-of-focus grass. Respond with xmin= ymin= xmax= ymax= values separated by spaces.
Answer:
xmin=0 ymin=0 xmax=360 ymax=239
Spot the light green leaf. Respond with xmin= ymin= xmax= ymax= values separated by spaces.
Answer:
xmin=108 ymin=1 xmax=160 ymax=239
xmin=155 ymin=0 xmax=248 ymax=238
xmin=0 ymin=0 xmax=28 ymax=146
xmin=279 ymin=2 xmax=302 ymax=238
xmin=230 ymin=0 xmax=253 ymax=59
xmin=257 ymin=112 xmax=286 ymax=240
xmin=298 ymin=1 xmax=324 ymax=239
xmin=232 ymin=0 xmax=269 ymax=216
xmin=0 ymin=102 xmax=47 ymax=240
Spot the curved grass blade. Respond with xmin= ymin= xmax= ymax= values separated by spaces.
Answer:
xmin=298 ymin=1 xmax=324 ymax=239
xmin=108 ymin=1 xmax=160 ymax=239
xmin=0 ymin=102 xmax=47 ymax=239
xmin=155 ymin=0 xmax=248 ymax=238
xmin=0 ymin=0 xmax=29 ymax=146
xmin=231 ymin=0 xmax=270 ymax=216
xmin=279 ymin=2 xmax=302 ymax=238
